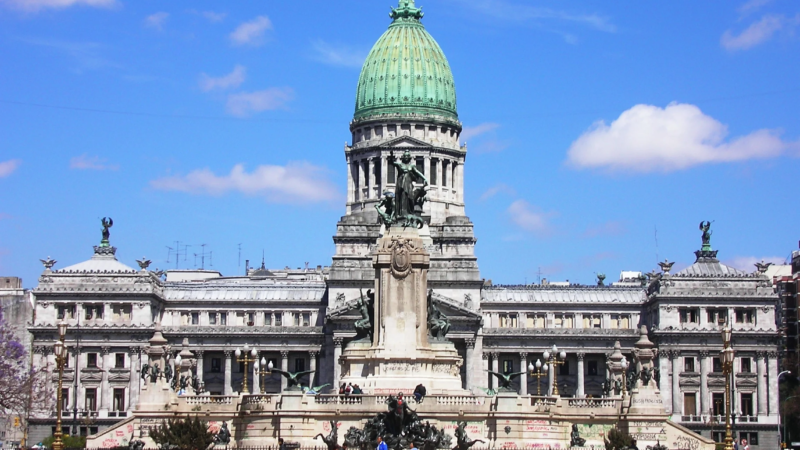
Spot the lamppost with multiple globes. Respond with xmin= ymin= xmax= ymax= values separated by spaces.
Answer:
xmin=254 ymin=357 xmax=274 ymax=394
xmin=235 ymin=344 xmax=257 ymax=394
xmin=527 ymin=359 xmax=549 ymax=396
xmin=543 ymin=345 xmax=567 ymax=396
xmin=621 ymin=356 xmax=630 ymax=396
xmin=53 ymin=321 xmax=68 ymax=450
xmin=721 ymin=320 xmax=735 ymax=450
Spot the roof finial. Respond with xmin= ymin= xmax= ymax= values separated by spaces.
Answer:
xmin=261 ymin=249 xmax=266 ymax=269
xmin=390 ymin=0 xmax=423 ymax=22
xmin=100 ymin=217 xmax=113 ymax=247
xmin=699 ymin=220 xmax=713 ymax=251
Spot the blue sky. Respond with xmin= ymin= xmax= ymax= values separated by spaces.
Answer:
xmin=1 ymin=0 xmax=799 ymax=288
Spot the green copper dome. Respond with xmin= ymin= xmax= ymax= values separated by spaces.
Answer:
xmin=354 ymin=0 xmax=458 ymax=124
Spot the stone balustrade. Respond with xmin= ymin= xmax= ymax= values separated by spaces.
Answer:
xmin=184 ymin=395 xmax=237 ymax=405
xmin=567 ymin=398 xmax=617 ymax=408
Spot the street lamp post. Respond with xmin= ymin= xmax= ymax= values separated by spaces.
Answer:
xmin=783 ymin=394 xmax=799 ymax=449
xmin=528 ymin=359 xmax=549 ymax=396
xmin=721 ymin=320 xmax=735 ymax=450
xmin=53 ymin=322 xmax=68 ymax=450
xmin=543 ymin=345 xmax=567 ymax=396
xmin=255 ymin=358 xmax=274 ymax=394
xmin=235 ymin=344 xmax=257 ymax=394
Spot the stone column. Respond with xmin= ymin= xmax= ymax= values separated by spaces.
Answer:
xmin=482 ymin=352 xmax=490 ymax=391
xmin=548 ymin=358 xmax=554 ymax=396
xmin=103 ymin=302 xmax=111 ymax=322
xmin=280 ymin=350 xmax=289 ymax=392
xmin=127 ymin=348 xmax=138 ymax=411
xmin=195 ymin=350 xmax=204 ymax=389
xmin=357 ymin=159 xmax=365 ymax=201
xmin=465 ymin=339 xmax=475 ymax=391
xmin=490 ymin=352 xmax=499 ymax=390
xmin=767 ymin=351 xmax=779 ymax=416
xmin=671 ymin=350 xmax=681 ymax=416
xmin=100 ymin=346 xmax=110 ymax=413
xmin=436 ymin=159 xmax=442 ymax=188
xmin=309 ymin=351 xmax=318 ymax=387
xmin=380 ymin=157 xmax=388 ymax=196
xmin=333 ymin=337 xmax=344 ymax=392
xmin=368 ymin=158 xmax=375 ymax=199
xmin=223 ymin=350 xmax=232 ymax=395
xmin=699 ymin=351 xmax=709 ymax=417
xmin=347 ymin=158 xmax=355 ymax=207
xmin=519 ymin=352 xmax=528 ymax=395
xmin=755 ymin=351 xmax=767 ymax=415
xmin=457 ymin=162 xmax=465 ymax=203
xmin=423 ymin=156 xmax=431 ymax=185
xmin=576 ymin=352 xmax=586 ymax=398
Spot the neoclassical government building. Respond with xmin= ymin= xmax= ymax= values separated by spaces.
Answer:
xmin=27 ymin=1 xmax=783 ymax=448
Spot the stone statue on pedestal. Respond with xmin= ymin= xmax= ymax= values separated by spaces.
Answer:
xmin=354 ymin=289 xmax=375 ymax=341
xmin=387 ymin=150 xmax=429 ymax=228
xmin=314 ymin=420 xmax=339 ymax=450
xmin=214 ymin=422 xmax=230 ymax=445
xmin=150 ymin=364 xmax=160 ymax=383
xmin=100 ymin=217 xmax=113 ymax=246
xmin=140 ymin=363 xmax=150 ymax=381
xmin=272 ymin=368 xmax=316 ymax=390
xmin=487 ymin=370 xmax=526 ymax=392
xmin=570 ymin=424 xmax=586 ymax=447
xmin=375 ymin=192 xmax=395 ymax=226
xmin=453 ymin=421 xmax=484 ymax=450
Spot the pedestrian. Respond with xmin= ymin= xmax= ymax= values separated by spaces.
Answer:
xmin=413 ymin=383 xmax=426 ymax=403
xmin=345 ymin=383 xmax=353 ymax=396
xmin=279 ymin=438 xmax=287 ymax=450
xmin=377 ymin=436 xmax=388 ymax=450
xmin=409 ymin=442 xmax=415 ymax=450
xmin=339 ymin=383 xmax=346 ymax=395
xmin=740 ymin=439 xmax=749 ymax=450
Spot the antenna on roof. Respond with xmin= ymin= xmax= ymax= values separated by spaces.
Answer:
xmin=195 ymin=244 xmax=212 ymax=270
xmin=166 ymin=241 xmax=191 ymax=269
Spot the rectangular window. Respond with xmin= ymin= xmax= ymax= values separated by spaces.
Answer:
xmin=713 ymin=358 xmax=722 ymax=373
xmin=442 ymin=160 xmax=449 ymax=187
xmin=112 ymin=305 xmax=131 ymax=321
xmin=707 ymin=308 xmax=728 ymax=325
xmin=209 ymin=313 xmax=216 ymax=325
xmin=113 ymin=388 xmax=125 ymax=411
xmin=740 ymin=432 xmax=758 ymax=446
xmin=374 ymin=159 xmax=381 ymax=186
xmin=740 ymin=357 xmax=751 ymax=373
xmin=684 ymin=357 xmax=696 ymax=372
xmin=191 ymin=313 xmax=199 ymax=325
xmin=57 ymin=305 xmax=75 ymax=320
xmin=500 ymin=314 xmax=518 ymax=328
xmin=430 ymin=158 xmax=438 ymax=185
xmin=559 ymin=360 xmax=570 ymax=376
xmin=85 ymin=388 xmax=97 ymax=411
xmin=87 ymin=353 xmax=98 ymax=368
xmin=502 ymin=359 xmax=514 ymax=374
xmin=527 ymin=314 xmax=545 ymax=328
xmin=735 ymin=308 xmax=755 ymax=324
xmin=680 ymin=308 xmax=699 ymax=324
xmin=712 ymin=432 xmax=725 ymax=443
xmin=84 ymin=305 xmax=103 ymax=320
xmin=293 ymin=312 xmax=301 ymax=326
xmin=294 ymin=358 xmax=305 ymax=373
xmin=583 ymin=314 xmax=602 ymax=328
xmin=274 ymin=313 xmax=281 ymax=326
xmin=588 ymin=360 xmax=598 ymax=376
xmin=247 ymin=312 xmax=255 ymax=325
xmin=211 ymin=358 xmax=221 ymax=373
xmin=712 ymin=392 xmax=725 ymax=416
xmin=62 ymin=388 xmax=69 ymax=409
xmin=740 ymin=393 xmax=753 ymax=416
xmin=415 ymin=156 xmax=424 ymax=177
xmin=220 ymin=313 xmax=227 ymax=325
xmin=684 ymin=393 xmax=697 ymax=416
xmin=554 ymin=314 xmax=573 ymax=329
xmin=610 ymin=314 xmax=630 ymax=329
xmin=387 ymin=162 xmax=396 ymax=184
xmin=115 ymin=353 xmax=125 ymax=369
xmin=302 ymin=313 xmax=311 ymax=327
xmin=238 ymin=362 xmax=245 ymax=373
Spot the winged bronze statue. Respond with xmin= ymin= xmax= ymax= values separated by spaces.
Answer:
xmin=487 ymin=370 xmax=526 ymax=390
xmin=302 ymin=383 xmax=331 ymax=395
xmin=271 ymin=368 xmax=316 ymax=388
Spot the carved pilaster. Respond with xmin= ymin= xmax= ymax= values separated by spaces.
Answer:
xmin=101 ymin=346 xmax=110 ymax=356
xmin=576 ymin=352 xmax=586 ymax=361
xmin=223 ymin=350 xmax=232 ymax=358
xmin=519 ymin=352 xmax=528 ymax=359
xmin=482 ymin=353 xmax=489 ymax=361
xmin=755 ymin=351 xmax=766 ymax=360
xmin=767 ymin=351 xmax=779 ymax=359
xmin=309 ymin=350 xmax=319 ymax=358
xmin=333 ymin=337 xmax=344 ymax=348
xmin=465 ymin=338 xmax=475 ymax=349
xmin=280 ymin=350 xmax=289 ymax=358
xmin=195 ymin=350 xmax=204 ymax=359
xmin=699 ymin=351 xmax=710 ymax=358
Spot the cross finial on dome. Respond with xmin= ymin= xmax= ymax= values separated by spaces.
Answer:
xmin=390 ymin=0 xmax=423 ymax=22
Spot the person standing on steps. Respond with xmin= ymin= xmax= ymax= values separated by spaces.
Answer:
xmin=377 ymin=436 xmax=387 ymax=450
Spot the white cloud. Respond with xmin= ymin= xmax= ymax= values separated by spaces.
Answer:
xmin=724 ymin=255 xmax=786 ymax=271
xmin=69 ymin=154 xmax=118 ymax=171
xmin=507 ymin=200 xmax=556 ymax=236
xmin=230 ymin=16 xmax=272 ymax=46
xmin=449 ymin=0 xmax=615 ymax=33
xmin=150 ymin=162 xmax=340 ymax=204
xmin=0 ymin=159 xmax=21 ymax=178
xmin=738 ymin=0 xmax=772 ymax=15
xmin=310 ymin=40 xmax=368 ymax=68
xmin=199 ymin=65 xmax=246 ymax=92
xmin=1 ymin=0 xmax=116 ymax=12
xmin=721 ymin=14 xmax=787 ymax=51
xmin=144 ymin=12 xmax=169 ymax=30
xmin=461 ymin=122 xmax=500 ymax=141
xmin=202 ymin=11 xmax=226 ymax=22
xmin=566 ymin=102 xmax=790 ymax=172
xmin=479 ymin=183 xmax=515 ymax=201
xmin=225 ymin=88 xmax=293 ymax=117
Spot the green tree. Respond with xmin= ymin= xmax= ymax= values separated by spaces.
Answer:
xmin=605 ymin=428 xmax=634 ymax=450
xmin=148 ymin=416 xmax=215 ymax=450
xmin=41 ymin=434 xmax=86 ymax=449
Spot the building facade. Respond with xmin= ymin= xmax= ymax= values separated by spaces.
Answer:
xmin=24 ymin=1 xmax=783 ymax=447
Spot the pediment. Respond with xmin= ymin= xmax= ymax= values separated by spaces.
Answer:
xmin=380 ymin=136 xmax=433 ymax=148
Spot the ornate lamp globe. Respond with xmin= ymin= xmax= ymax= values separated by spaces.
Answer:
xmin=250 ymin=347 xmax=257 ymax=357
xmin=254 ymin=360 xmax=259 ymax=370
xmin=543 ymin=363 xmax=549 ymax=371
xmin=54 ymin=339 xmax=64 ymax=358
xmin=267 ymin=360 xmax=274 ymax=371
xmin=552 ymin=345 xmax=558 ymax=353
xmin=235 ymin=348 xmax=242 ymax=358
xmin=559 ymin=351 xmax=566 ymax=360
xmin=543 ymin=350 xmax=550 ymax=360
xmin=57 ymin=321 xmax=68 ymax=338
xmin=528 ymin=362 xmax=535 ymax=372
xmin=721 ymin=322 xmax=732 ymax=343
xmin=175 ymin=355 xmax=182 ymax=366
xmin=260 ymin=357 xmax=266 ymax=366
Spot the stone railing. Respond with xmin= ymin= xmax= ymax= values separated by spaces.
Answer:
xmin=567 ymin=398 xmax=617 ymax=408
xmin=530 ymin=396 xmax=557 ymax=406
xmin=184 ymin=395 xmax=237 ymax=405
xmin=313 ymin=395 xmax=363 ymax=405
xmin=242 ymin=395 xmax=276 ymax=407
xmin=433 ymin=395 xmax=484 ymax=405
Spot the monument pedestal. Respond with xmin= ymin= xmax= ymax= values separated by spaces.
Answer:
xmin=340 ymin=226 xmax=464 ymax=393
